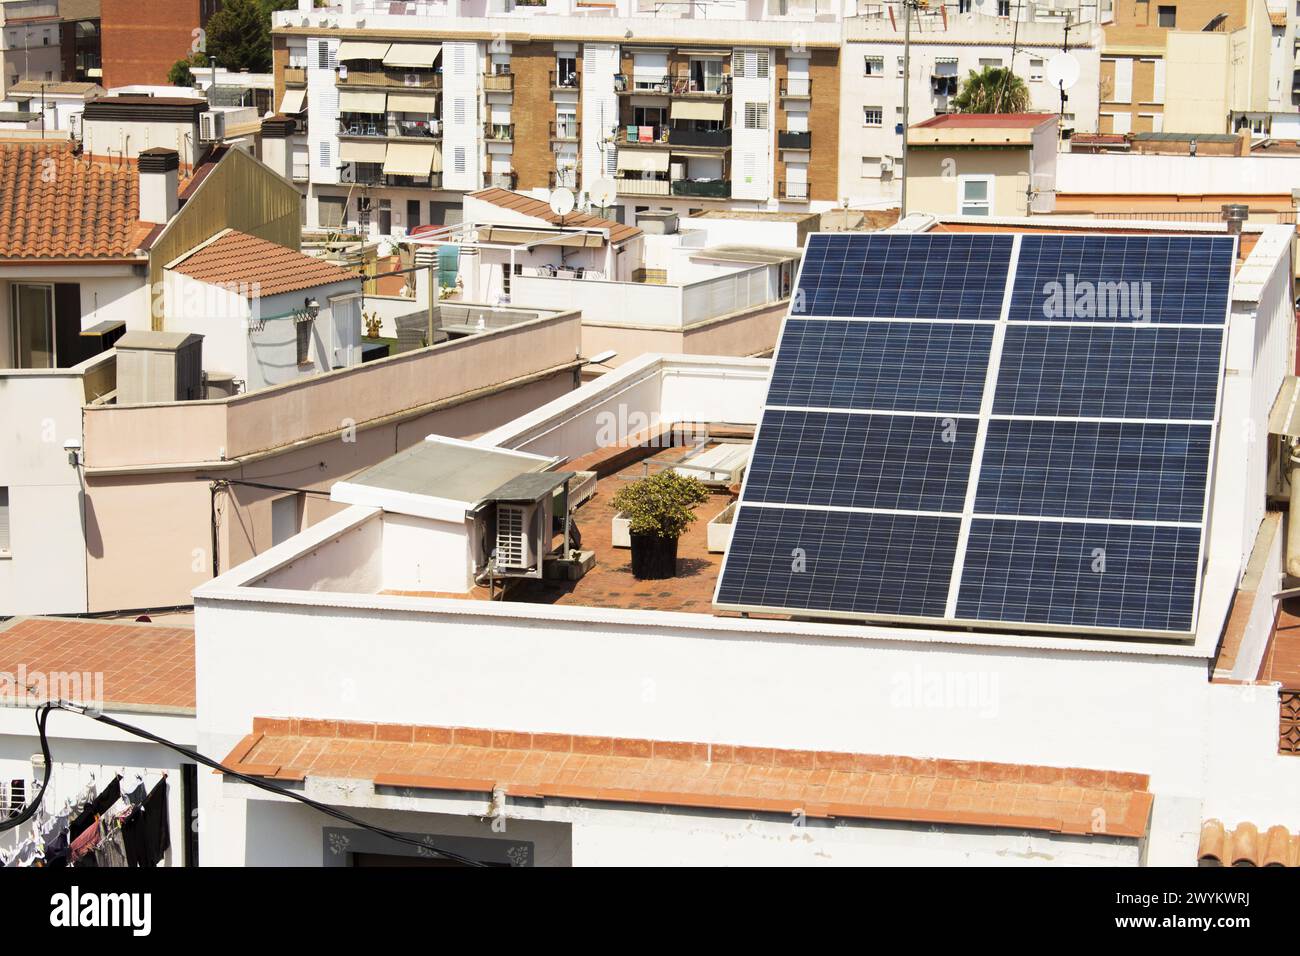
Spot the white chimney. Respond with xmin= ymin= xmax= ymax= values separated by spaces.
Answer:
xmin=138 ymin=147 xmax=179 ymax=224
xmin=259 ymin=115 xmax=296 ymax=182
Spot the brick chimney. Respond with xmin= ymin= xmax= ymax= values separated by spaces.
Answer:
xmin=138 ymin=147 xmax=179 ymax=224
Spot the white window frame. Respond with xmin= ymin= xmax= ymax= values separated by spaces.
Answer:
xmin=958 ymin=174 xmax=993 ymax=216
xmin=863 ymin=105 xmax=883 ymax=127
xmin=864 ymin=55 xmax=884 ymax=77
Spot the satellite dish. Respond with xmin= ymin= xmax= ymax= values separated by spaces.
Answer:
xmin=1045 ymin=52 xmax=1081 ymax=91
xmin=549 ymin=187 xmax=575 ymax=218
xmin=590 ymin=177 xmax=617 ymax=208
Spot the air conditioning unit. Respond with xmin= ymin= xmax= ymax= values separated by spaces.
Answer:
xmin=880 ymin=157 xmax=895 ymax=172
xmin=199 ymin=111 xmax=225 ymax=142
xmin=495 ymin=502 xmax=539 ymax=572
xmin=404 ymin=73 xmax=419 ymax=87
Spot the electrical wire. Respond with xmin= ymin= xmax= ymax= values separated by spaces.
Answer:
xmin=1 ymin=701 xmax=488 ymax=867
xmin=198 ymin=476 xmax=335 ymax=499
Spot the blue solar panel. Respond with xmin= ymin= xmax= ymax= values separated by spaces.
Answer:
xmin=794 ymin=233 xmax=1013 ymax=320
xmin=955 ymin=519 xmax=1201 ymax=632
xmin=716 ymin=506 xmax=961 ymax=618
xmin=993 ymin=325 xmax=1223 ymax=421
xmin=716 ymin=232 xmax=1233 ymax=637
xmin=745 ymin=409 xmax=977 ymax=513
xmin=767 ymin=319 xmax=994 ymax=413
xmin=1007 ymin=235 xmax=1233 ymax=325
xmin=975 ymin=420 xmax=1213 ymax=523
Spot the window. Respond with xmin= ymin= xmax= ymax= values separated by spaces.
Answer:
xmin=10 ymin=284 xmax=53 ymax=369
xmin=863 ymin=105 xmax=883 ymax=126
xmin=295 ymin=315 xmax=314 ymax=365
xmin=454 ymin=146 xmax=466 ymax=173
xmin=978 ymin=57 xmax=1003 ymax=68
xmin=1157 ymin=4 xmax=1175 ymax=26
xmin=959 ymin=175 xmax=992 ymax=216
xmin=556 ymin=55 xmax=577 ymax=87
xmin=316 ymin=39 xmax=336 ymax=71
xmin=864 ymin=56 xmax=884 ymax=76
xmin=271 ymin=494 xmax=304 ymax=547
xmin=896 ymin=56 xmax=905 ymax=77
xmin=861 ymin=155 xmax=881 ymax=179
xmin=997 ymin=0 xmax=1010 ymax=14
xmin=317 ymin=141 xmax=332 ymax=170
xmin=0 ymin=487 xmax=9 ymax=555
xmin=733 ymin=49 xmax=769 ymax=79
xmin=318 ymin=196 xmax=346 ymax=229
xmin=1029 ymin=58 xmax=1044 ymax=82
xmin=958 ymin=0 xmax=971 ymax=10
xmin=744 ymin=102 xmax=769 ymax=129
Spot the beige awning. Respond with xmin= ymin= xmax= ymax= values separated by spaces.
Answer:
xmin=383 ymin=43 xmax=441 ymax=69
xmin=339 ymin=90 xmax=387 ymax=113
xmin=278 ymin=88 xmax=306 ymax=114
xmin=482 ymin=228 xmax=602 ymax=248
xmin=616 ymin=150 xmax=670 ymax=172
xmin=384 ymin=142 xmax=437 ymax=176
xmin=387 ymin=91 xmax=437 ymax=112
xmin=671 ymin=100 xmax=725 ymax=121
xmin=338 ymin=41 xmax=391 ymax=61
xmin=668 ymin=148 xmax=721 ymax=159
xmin=429 ymin=142 xmax=443 ymax=173
xmin=339 ymin=140 xmax=388 ymax=163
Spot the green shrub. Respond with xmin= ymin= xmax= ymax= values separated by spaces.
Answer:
xmin=611 ymin=470 xmax=709 ymax=539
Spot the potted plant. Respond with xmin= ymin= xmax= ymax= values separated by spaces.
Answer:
xmin=611 ymin=471 xmax=709 ymax=580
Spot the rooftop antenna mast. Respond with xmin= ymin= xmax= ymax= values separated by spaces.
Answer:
xmin=900 ymin=0 xmax=918 ymax=219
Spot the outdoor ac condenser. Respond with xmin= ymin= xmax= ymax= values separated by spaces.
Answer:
xmin=495 ymin=502 xmax=539 ymax=572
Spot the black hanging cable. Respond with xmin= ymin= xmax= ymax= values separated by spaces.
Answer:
xmin=1 ymin=702 xmax=488 ymax=867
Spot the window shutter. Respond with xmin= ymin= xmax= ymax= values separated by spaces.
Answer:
xmin=755 ymin=49 xmax=769 ymax=78
xmin=0 ymin=487 xmax=9 ymax=553
xmin=1113 ymin=58 xmax=1133 ymax=103
xmin=732 ymin=50 xmax=744 ymax=78
xmin=1152 ymin=59 xmax=1165 ymax=104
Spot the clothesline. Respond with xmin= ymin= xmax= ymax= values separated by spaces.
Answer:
xmin=1 ymin=769 xmax=170 ymax=868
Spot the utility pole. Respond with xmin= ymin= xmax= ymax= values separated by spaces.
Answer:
xmin=900 ymin=0 xmax=913 ymax=219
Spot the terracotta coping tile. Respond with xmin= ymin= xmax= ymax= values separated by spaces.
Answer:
xmin=1197 ymin=818 xmax=1300 ymax=866
xmin=224 ymin=718 xmax=1155 ymax=840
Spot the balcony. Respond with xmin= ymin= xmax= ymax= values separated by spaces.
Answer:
xmin=672 ymin=179 xmax=730 ymax=199
xmin=284 ymin=66 xmax=307 ymax=86
xmin=615 ymin=176 xmax=670 ymax=196
xmin=393 ymin=118 xmax=441 ymax=139
xmin=550 ymin=120 xmax=581 ymax=141
xmin=669 ymin=127 xmax=731 ymax=149
xmin=485 ymin=122 xmax=514 ymax=142
xmin=669 ymin=74 xmax=732 ymax=97
xmin=338 ymin=69 xmax=441 ymax=90
xmin=778 ymin=130 xmax=811 ymax=150
xmin=778 ymin=180 xmax=810 ymax=200
xmin=622 ymin=125 xmax=669 ymax=145
xmin=550 ymin=168 xmax=580 ymax=190
xmin=779 ymin=78 xmax=812 ymax=99
xmin=615 ymin=73 xmax=672 ymax=95
xmin=339 ymin=118 xmax=388 ymax=138
xmin=482 ymin=72 xmax=514 ymax=93
xmin=485 ymin=170 xmax=517 ymax=189
xmin=550 ymin=71 xmax=580 ymax=92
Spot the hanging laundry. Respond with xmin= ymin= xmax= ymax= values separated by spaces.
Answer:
xmin=124 ymin=780 xmax=146 ymax=807
xmin=70 ymin=775 xmax=120 ymax=838
xmin=69 ymin=815 xmax=104 ymax=866
xmin=94 ymin=817 xmax=131 ymax=868
xmin=122 ymin=778 xmax=169 ymax=867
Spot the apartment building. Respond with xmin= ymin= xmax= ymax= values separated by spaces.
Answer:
xmin=99 ymin=0 xmax=219 ymax=88
xmin=841 ymin=4 xmax=1099 ymax=203
xmin=273 ymin=0 xmax=849 ymax=235
xmin=58 ymin=0 xmax=99 ymax=83
xmin=1101 ymin=0 xmax=1271 ymax=135
xmin=0 ymin=0 xmax=64 ymax=96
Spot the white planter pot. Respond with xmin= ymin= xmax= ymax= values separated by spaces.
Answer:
xmin=707 ymin=502 xmax=737 ymax=554
xmin=612 ymin=512 xmax=631 ymax=548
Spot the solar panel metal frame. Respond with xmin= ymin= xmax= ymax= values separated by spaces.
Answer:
xmin=713 ymin=231 xmax=1235 ymax=641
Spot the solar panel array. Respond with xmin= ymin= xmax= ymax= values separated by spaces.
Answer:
xmin=714 ymin=232 xmax=1235 ymax=637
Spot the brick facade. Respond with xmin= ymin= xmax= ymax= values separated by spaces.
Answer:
xmin=100 ymin=0 xmax=208 ymax=88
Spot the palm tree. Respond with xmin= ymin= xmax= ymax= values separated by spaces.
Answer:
xmin=952 ymin=66 xmax=1031 ymax=114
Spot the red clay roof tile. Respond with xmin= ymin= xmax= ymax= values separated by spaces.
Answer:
xmin=168 ymin=229 xmax=360 ymax=296
xmin=468 ymin=187 xmax=642 ymax=244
